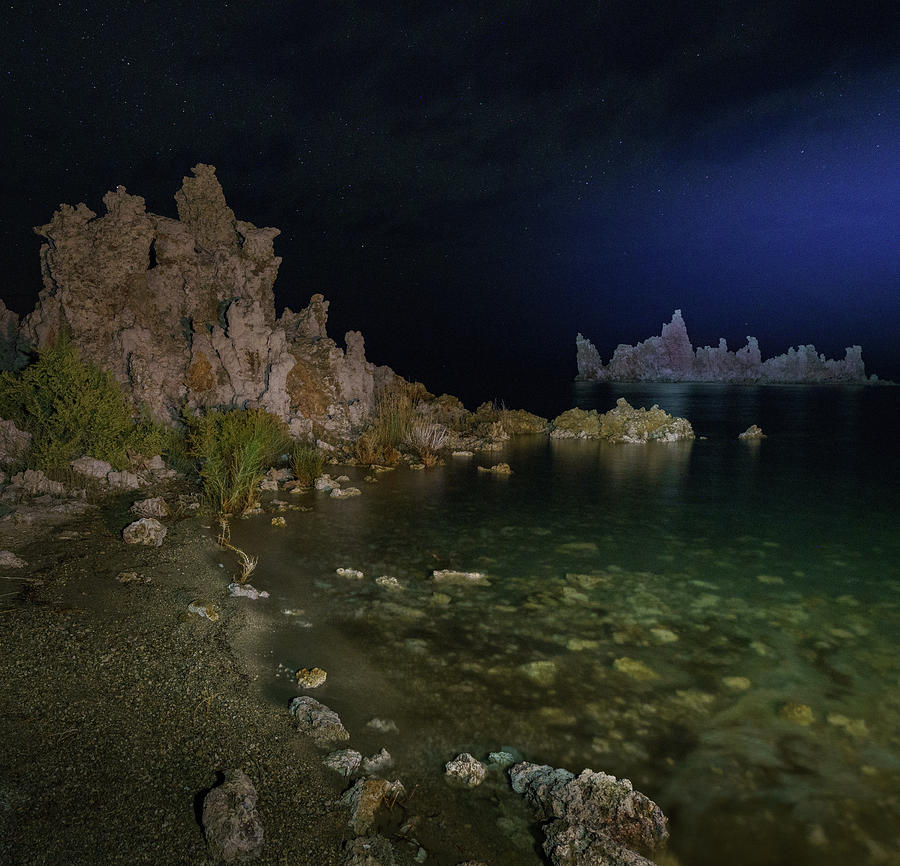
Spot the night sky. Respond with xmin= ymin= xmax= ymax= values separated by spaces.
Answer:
xmin=2 ymin=1 xmax=898 ymax=407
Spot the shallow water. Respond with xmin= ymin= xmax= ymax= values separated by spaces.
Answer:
xmin=233 ymin=383 xmax=900 ymax=865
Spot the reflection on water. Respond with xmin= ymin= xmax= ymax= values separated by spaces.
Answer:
xmin=234 ymin=384 xmax=900 ymax=865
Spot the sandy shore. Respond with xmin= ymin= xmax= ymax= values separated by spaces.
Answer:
xmin=0 ymin=489 xmax=351 ymax=865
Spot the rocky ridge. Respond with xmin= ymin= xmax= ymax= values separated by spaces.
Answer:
xmin=576 ymin=309 xmax=870 ymax=384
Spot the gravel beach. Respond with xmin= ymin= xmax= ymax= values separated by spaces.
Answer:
xmin=0 ymin=494 xmax=350 ymax=865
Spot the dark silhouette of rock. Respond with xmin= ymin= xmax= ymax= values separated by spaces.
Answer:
xmin=577 ymin=310 xmax=868 ymax=383
xmin=13 ymin=164 xmax=387 ymax=437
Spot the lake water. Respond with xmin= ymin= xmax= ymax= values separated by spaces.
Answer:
xmin=232 ymin=383 xmax=900 ymax=865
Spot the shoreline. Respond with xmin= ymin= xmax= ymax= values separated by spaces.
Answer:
xmin=0 ymin=490 xmax=351 ymax=865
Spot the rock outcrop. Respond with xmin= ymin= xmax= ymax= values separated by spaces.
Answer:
xmin=13 ymin=164 xmax=389 ymax=438
xmin=576 ymin=310 xmax=869 ymax=384
xmin=550 ymin=399 xmax=694 ymax=442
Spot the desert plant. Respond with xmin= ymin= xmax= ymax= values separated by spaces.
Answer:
xmin=183 ymin=407 xmax=289 ymax=514
xmin=291 ymin=443 xmax=325 ymax=486
xmin=406 ymin=420 xmax=448 ymax=465
xmin=372 ymin=387 xmax=415 ymax=449
xmin=0 ymin=333 xmax=173 ymax=470
xmin=216 ymin=516 xmax=258 ymax=583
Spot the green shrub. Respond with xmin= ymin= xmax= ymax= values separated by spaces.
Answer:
xmin=372 ymin=388 xmax=415 ymax=449
xmin=291 ymin=443 xmax=324 ymax=486
xmin=0 ymin=333 xmax=170 ymax=470
xmin=183 ymin=407 xmax=289 ymax=513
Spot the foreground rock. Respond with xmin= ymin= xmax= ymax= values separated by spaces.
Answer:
xmin=289 ymin=696 xmax=350 ymax=745
xmin=341 ymin=778 xmax=405 ymax=835
xmin=551 ymin=399 xmax=694 ymax=443
xmin=201 ymin=769 xmax=264 ymax=862
xmin=122 ymin=517 xmax=167 ymax=547
xmin=509 ymin=762 xmax=668 ymax=866
xmin=576 ymin=309 xmax=870 ymax=383
xmin=444 ymin=753 xmax=486 ymax=788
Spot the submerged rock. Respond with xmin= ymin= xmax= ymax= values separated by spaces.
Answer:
xmin=201 ymin=769 xmax=264 ymax=862
xmin=0 ymin=550 xmax=27 ymax=568
xmin=337 ymin=567 xmax=365 ymax=580
xmin=295 ymin=666 xmax=327 ymax=688
xmin=343 ymin=834 xmax=397 ymax=866
xmin=361 ymin=748 xmax=394 ymax=775
xmin=324 ymin=749 xmax=363 ymax=777
xmin=432 ymin=569 xmax=489 ymax=586
xmin=445 ymin=753 xmax=486 ymax=788
xmin=289 ymin=696 xmax=350 ymax=745
xmin=331 ymin=486 xmax=362 ymax=499
xmin=187 ymin=601 xmax=220 ymax=622
xmin=228 ymin=582 xmax=270 ymax=600
xmin=477 ymin=463 xmax=512 ymax=474
xmin=509 ymin=762 xmax=668 ymax=865
xmin=122 ymin=517 xmax=167 ymax=547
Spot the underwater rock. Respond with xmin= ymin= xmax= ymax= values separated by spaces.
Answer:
xmin=576 ymin=309 xmax=868 ymax=383
xmin=343 ymin=834 xmax=397 ymax=866
xmin=551 ymin=399 xmax=694 ymax=443
xmin=271 ymin=516 xmax=286 ymax=527
xmin=520 ymin=660 xmax=558 ymax=686
xmin=722 ymin=676 xmax=751 ymax=692
xmin=366 ymin=718 xmax=399 ymax=734
xmin=331 ymin=486 xmax=362 ymax=499
xmin=739 ymin=424 xmax=766 ymax=440
xmin=324 ymin=749 xmax=363 ymax=777
xmin=432 ymin=569 xmax=489 ymax=586
xmin=613 ymin=657 xmax=659 ymax=682
xmin=289 ymin=696 xmax=350 ymax=745
xmin=201 ymin=769 xmax=264 ymax=862
xmin=361 ymin=748 xmax=394 ymax=775
xmin=295 ymin=666 xmax=327 ymax=688
xmin=778 ymin=701 xmax=815 ymax=725
xmin=122 ymin=517 xmax=167 ymax=547
xmin=130 ymin=496 xmax=169 ymax=519
xmin=337 ymin=567 xmax=365 ymax=579
xmin=228 ymin=583 xmax=270 ymax=600
xmin=477 ymin=462 xmax=512 ymax=474
xmin=375 ymin=575 xmax=402 ymax=591
xmin=509 ymin=762 xmax=668 ymax=865
xmin=445 ymin=753 xmax=487 ymax=788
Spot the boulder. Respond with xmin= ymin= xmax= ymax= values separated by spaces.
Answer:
xmin=289 ymin=696 xmax=350 ymax=745
xmin=738 ymin=424 xmax=766 ymax=440
xmin=0 ymin=419 xmax=31 ymax=465
xmin=444 ymin=753 xmax=486 ymax=788
xmin=11 ymin=469 xmax=66 ymax=497
xmin=130 ymin=496 xmax=169 ymax=518
xmin=341 ymin=778 xmax=404 ymax=835
xmin=201 ymin=769 xmax=264 ymax=862
xmin=122 ymin=517 xmax=167 ymax=547
xmin=509 ymin=762 xmax=668 ymax=865
xmin=323 ymin=749 xmax=363 ymax=778
xmin=70 ymin=456 xmax=113 ymax=480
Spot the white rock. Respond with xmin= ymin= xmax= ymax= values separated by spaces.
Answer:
xmin=337 ymin=567 xmax=365 ymax=579
xmin=228 ymin=582 xmax=270 ymax=600
xmin=445 ymin=753 xmax=486 ymax=788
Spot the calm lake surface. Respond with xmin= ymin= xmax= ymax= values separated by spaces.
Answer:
xmin=231 ymin=383 xmax=900 ymax=865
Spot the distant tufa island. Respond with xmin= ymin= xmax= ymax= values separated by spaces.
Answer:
xmin=576 ymin=310 xmax=874 ymax=384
